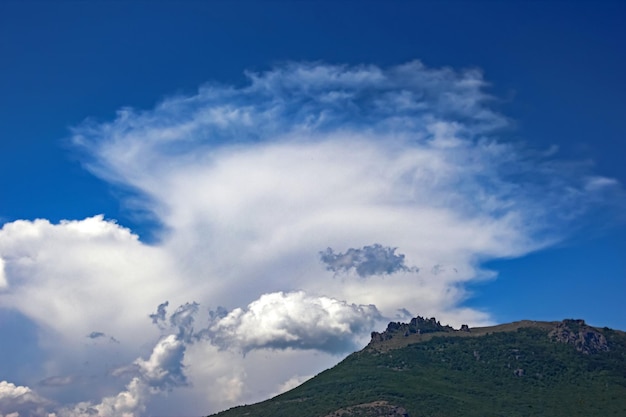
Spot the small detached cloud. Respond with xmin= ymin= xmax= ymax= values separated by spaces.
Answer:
xmin=86 ymin=331 xmax=119 ymax=343
xmin=431 ymin=264 xmax=457 ymax=275
xmin=320 ymin=244 xmax=418 ymax=277
xmin=149 ymin=301 xmax=169 ymax=326
xmin=584 ymin=176 xmax=619 ymax=192
xmin=39 ymin=375 xmax=76 ymax=388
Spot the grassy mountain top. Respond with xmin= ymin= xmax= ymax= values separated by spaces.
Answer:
xmin=367 ymin=316 xmax=616 ymax=354
xmin=208 ymin=318 xmax=626 ymax=417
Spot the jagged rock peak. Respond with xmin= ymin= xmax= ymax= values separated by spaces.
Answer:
xmin=370 ymin=316 xmax=461 ymax=343
xmin=549 ymin=319 xmax=610 ymax=354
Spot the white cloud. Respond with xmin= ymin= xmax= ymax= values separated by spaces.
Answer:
xmin=57 ymin=377 xmax=146 ymax=417
xmin=134 ymin=335 xmax=187 ymax=390
xmin=0 ymin=216 xmax=180 ymax=345
xmin=585 ymin=176 xmax=619 ymax=191
xmin=271 ymin=374 xmax=314 ymax=397
xmin=0 ymin=61 xmax=619 ymax=416
xmin=207 ymin=291 xmax=382 ymax=353
xmin=0 ymin=258 xmax=7 ymax=289
xmin=0 ymin=380 xmax=52 ymax=417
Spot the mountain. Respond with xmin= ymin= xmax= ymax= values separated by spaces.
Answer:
xmin=207 ymin=317 xmax=626 ymax=417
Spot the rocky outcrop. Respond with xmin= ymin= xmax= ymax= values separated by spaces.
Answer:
xmin=549 ymin=319 xmax=609 ymax=354
xmin=370 ymin=316 xmax=455 ymax=343
xmin=369 ymin=316 xmax=613 ymax=355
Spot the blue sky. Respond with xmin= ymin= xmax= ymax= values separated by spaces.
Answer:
xmin=1 ymin=1 xmax=625 ymax=416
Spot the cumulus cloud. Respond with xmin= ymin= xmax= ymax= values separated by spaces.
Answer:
xmin=0 ymin=380 xmax=52 ymax=417
xmin=206 ymin=291 xmax=382 ymax=353
xmin=134 ymin=335 xmax=187 ymax=390
xmin=144 ymin=294 xmax=380 ymax=355
xmin=0 ymin=61 xmax=621 ymax=416
xmin=320 ymin=244 xmax=418 ymax=277
xmin=63 ymin=333 xmax=189 ymax=417
xmin=0 ymin=216 xmax=180 ymax=346
xmin=0 ymin=329 xmax=189 ymax=417
xmin=57 ymin=377 xmax=146 ymax=417
xmin=56 ymin=322 xmax=190 ymax=416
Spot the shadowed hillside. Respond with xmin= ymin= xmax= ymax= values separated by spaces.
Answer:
xmin=207 ymin=317 xmax=626 ymax=417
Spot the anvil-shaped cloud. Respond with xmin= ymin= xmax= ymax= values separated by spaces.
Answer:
xmin=0 ymin=61 xmax=619 ymax=416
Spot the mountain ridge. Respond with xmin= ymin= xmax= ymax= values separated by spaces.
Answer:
xmin=367 ymin=316 xmax=615 ymax=354
xmin=207 ymin=317 xmax=626 ymax=417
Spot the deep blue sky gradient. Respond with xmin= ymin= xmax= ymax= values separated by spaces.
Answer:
xmin=1 ymin=0 xmax=625 ymax=328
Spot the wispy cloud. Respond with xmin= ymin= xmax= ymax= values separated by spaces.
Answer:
xmin=0 ymin=61 xmax=620 ymax=416
xmin=39 ymin=375 xmax=76 ymax=388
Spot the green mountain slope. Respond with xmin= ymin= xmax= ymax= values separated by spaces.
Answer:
xmin=207 ymin=318 xmax=626 ymax=417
